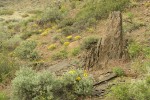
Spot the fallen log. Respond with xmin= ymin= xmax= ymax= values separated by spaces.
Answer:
xmin=93 ymin=73 xmax=117 ymax=86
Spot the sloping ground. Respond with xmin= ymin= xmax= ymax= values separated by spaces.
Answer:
xmin=0 ymin=0 xmax=150 ymax=99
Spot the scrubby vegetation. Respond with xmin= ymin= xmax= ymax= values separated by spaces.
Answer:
xmin=0 ymin=0 xmax=150 ymax=99
xmin=108 ymin=77 xmax=150 ymax=100
xmin=0 ymin=92 xmax=8 ymax=100
xmin=0 ymin=9 xmax=14 ymax=15
xmin=14 ymin=40 xmax=39 ymax=60
xmin=12 ymin=68 xmax=93 ymax=100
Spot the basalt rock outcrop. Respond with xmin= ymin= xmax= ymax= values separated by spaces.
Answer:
xmin=83 ymin=11 xmax=129 ymax=70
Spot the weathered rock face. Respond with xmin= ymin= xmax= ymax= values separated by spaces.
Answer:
xmin=83 ymin=11 xmax=129 ymax=70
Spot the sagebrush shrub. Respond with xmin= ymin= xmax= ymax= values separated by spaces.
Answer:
xmin=12 ymin=68 xmax=93 ymax=100
xmin=62 ymin=26 xmax=75 ymax=36
xmin=12 ymin=67 xmax=57 ymax=100
xmin=58 ymin=18 xmax=75 ymax=28
xmin=14 ymin=40 xmax=39 ymax=60
xmin=73 ymin=0 xmax=130 ymax=31
xmin=61 ymin=70 xmax=93 ymax=99
xmin=21 ymin=32 xmax=33 ymax=40
xmin=2 ymin=36 xmax=22 ymax=51
xmin=40 ymin=7 xmax=64 ymax=23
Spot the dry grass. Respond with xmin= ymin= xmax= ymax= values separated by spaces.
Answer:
xmin=0 ymin=10 xmax=14 ymax=15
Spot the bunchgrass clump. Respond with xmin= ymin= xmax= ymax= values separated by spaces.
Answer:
xmin=51 ymin=50 xmax=68 ymax=60
xmin=81 ymin=36 xmax=99 ymax=50
xmin=113 ymin=67 xmax=125 ymax=77
xmin=71 ymin=47 xmax=81 ymax=56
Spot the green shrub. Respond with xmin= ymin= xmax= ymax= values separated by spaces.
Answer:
xmin=71 ymin=47 xmax=81 ymax=56
xmin=70 ymin=1 xmax=76 ymax=9
xmin=20 ymin=31 xmax=40 ymax=40
xmin=108 ymin=84 xmax=130 ymax=100
xmin=62 ymin=26 xmax=75 ymax=36
xmin=12 ymin=68 xmax=93 ymax=100
xmin=58 ymin=18 xmax=75 ymax=28
xmin=14 ymin=40 xmax=39 ymax=60
xmin=128 ymin=42 xmax=150 ymax=58
xmin=131 ymin=82 xmax=150 ymax=100
xmin=142 ymin=46 xmax=150 ymax=58
xmin=40 ymin=7 xmax=64 ymax=23
xmin=61 ymin=70 xmax=93 ymax=99
xmin=12 ymin=67 xmax=57 ymax=100
xmin=113 ymin=67 xmax=125 ymax=77
xmin=2 ymin=36 xmax=22 ymax=51
xmin=146 ymin=76 xmax=150 ymax=85
xmin=0 ymin=92 xmax=9 ymax=100
xmin=73 ymin=0 xmax=130 ymax=31
xmin=0 ymin=53 xmax=17 ymax=83
xmin=20 ymin=32 xmax=32 ymax=40
xmin=81 ymin=36 xmax=99 ymax=50
xmin=52 ymin=50 xmax=68 ymax=60
xmin=108 ymin=77 xmax=150 ymax=100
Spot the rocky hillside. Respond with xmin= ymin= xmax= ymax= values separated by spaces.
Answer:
xmin=0 ymin=0 xmax=150 ymax=100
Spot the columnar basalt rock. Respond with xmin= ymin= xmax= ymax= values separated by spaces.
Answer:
xmin=83 ymin=11 xmax=129 ymax=70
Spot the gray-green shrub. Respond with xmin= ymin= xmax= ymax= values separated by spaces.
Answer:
xmin=2 ymin=35 xmax=22 ymax=51
xmin=14 ymin=40 xmax=39 ymax=60
xmin=40 ymin=7 xmax=64 ymax=23
xmin=12 ymin=68 xmax=93 ymax=100
xmin=12 ymin=67 xmax=57 ymax=100
xmin=73 ymin=0 xmax=130 ymax=31
xmin=108 ymin=77 xmax=150 ymax=100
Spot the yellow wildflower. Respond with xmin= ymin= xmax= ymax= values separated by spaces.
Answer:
xmin=84 ymin=73 xmax=88 ymax=77
xmin=74 ymin=36 xmax=81 ymax=40
xmin=66 ymin=35 xmax=72 ymax=40
xmin=76 ymin=77 xmax=81 ymax=81
xmin=87 ymin=28 xmax=94 ymax=33
xmin=69 ymin=70 xmax=76 ymax=74
xmin=41 ymin=28 xmax=51 ymax=36
xmin=48 ymin=44 xmax=56 ymax=50
xmin=64 ymin=42 xmax=70 ymax=46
